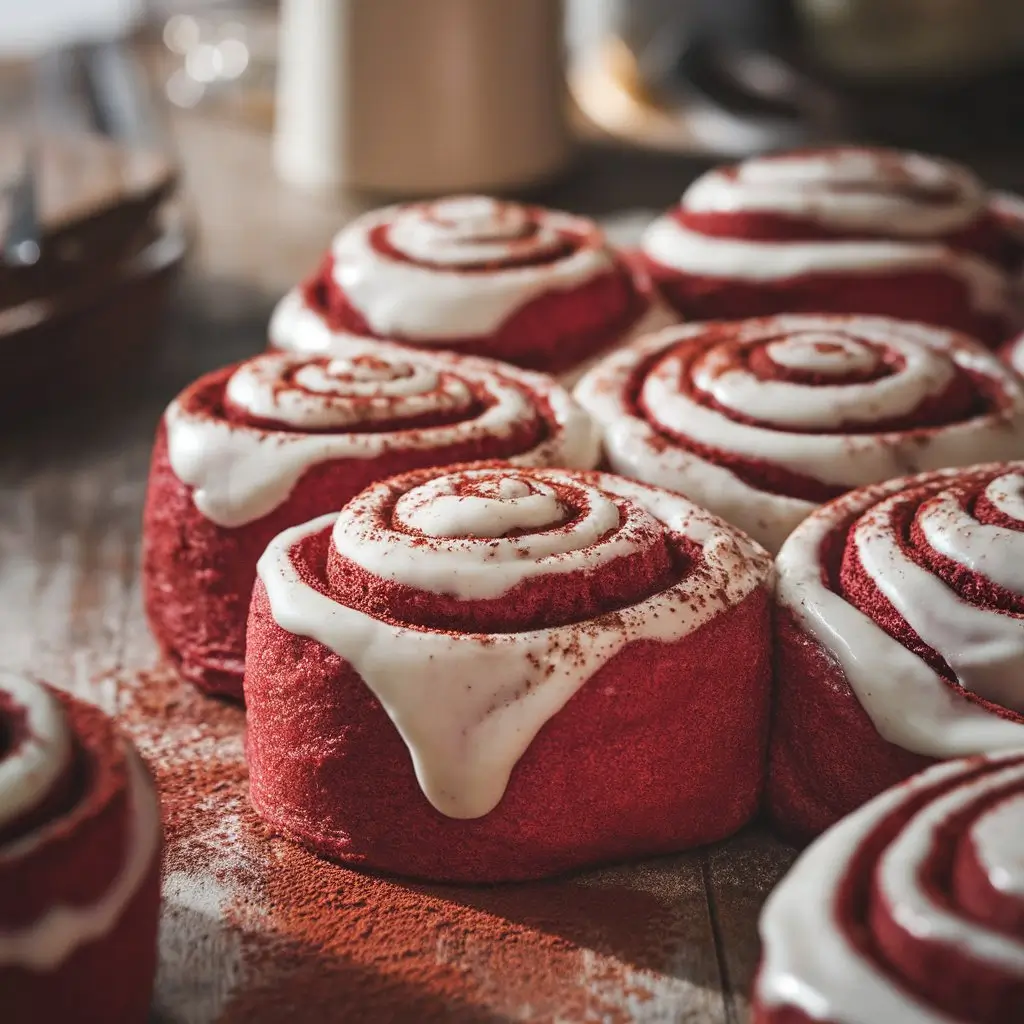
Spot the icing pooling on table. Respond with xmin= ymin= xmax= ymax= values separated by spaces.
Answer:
xmin=0 ymin=676 xmax=162 ymax=972
xmin=641 ymin=149 xmax=1012 ymax=316
xmin=327 ymin=196 xmax=618 ymax=340
xmin=757 ymin=753 xmax=1024 ymax=1024
xmin=574 ymin=315 xmax=1024 ymax=554
xmin=258 ymin=468 xmax=773 ymax=819
xmin=165 ymin=344 xmax=601 ymax=528
xmin=776 ymin=464 xmax=1024 ymax=758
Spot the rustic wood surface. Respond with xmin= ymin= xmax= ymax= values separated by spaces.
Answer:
xmin=0 ymin=111 xmax=807 ymax=1023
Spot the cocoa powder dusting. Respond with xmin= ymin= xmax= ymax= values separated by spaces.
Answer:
xmin=113 ymin=665 xmax=744 ymax=1022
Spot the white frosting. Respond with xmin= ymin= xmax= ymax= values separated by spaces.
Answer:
xmin=642 ymin=219 xmax=1009 ymax=314
xmin=0 ymin=745 xmax=162 ymax=971
xmin=1007 ymin=332 xmax=1024 ymax=378
xmin=332 ymin=469 xmax=664 ymax=601
xmin=257 ymin=469 xmax=772 ymax=819
xmin=878 ymin=766 xmax=1024 ymax=972
xmin=972 ymin=793 xmax=1024 ymax=897
xmin=225 ymin=353 xmax=473 ymax=431
xmin=776 ymin=465 xmax=1024 ymax=759
xmin=165 ymin=343 xmax=601 ymax=528
xmin=757 ymin=753 xmax=1024 ymax=1024
xmin=682 ymin=150 xmax=985 ymax=235
xmin=329 ymin=197 xmax=618 ymax=340
xmin=641 ymin=150 xmax=1012 ymax=316
xmin=0 ymin=674 xmax=71 ymax=831
xmin=574 ymin=316 xmax=1024 ymax=554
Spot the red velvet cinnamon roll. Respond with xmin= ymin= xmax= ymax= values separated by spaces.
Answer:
xmin=0 ymin=673 xmax=162 ymax=1022
xmin=640 ymin=148 xmax=1024 ymax=344
xmin=143 ymin=343 xmax=600 ymax=701
xmin=575 ymin=314 xmax=1024 ymax=553
xmin=270 ymin=195 xmax=676 ymax=381
xmin=770 ymin=461 xmax=1024 ymax=842
xmin=244 ymin=464 xmax=773 ymax=882
xmin=753 ymin=751 xmax=1024 ymax=1024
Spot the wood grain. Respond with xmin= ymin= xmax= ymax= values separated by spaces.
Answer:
xmin=0 ymin=115 xmax=798 ymax=1023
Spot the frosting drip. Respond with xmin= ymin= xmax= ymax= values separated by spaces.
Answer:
xmin=776 ymin=462 xmax=1024 ymax=761
xmin=574 ymin=315 xmax=1024 ymax=553
xmin=258 ymin=468 xmax=772 ymax=819
xmin=165 ymin=343 xmax=601 ymax=528
xmin=757 ymin=753 xmax=1024 ymax=1024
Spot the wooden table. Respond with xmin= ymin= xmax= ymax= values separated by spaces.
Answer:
xmin=0 ymin=112 xmax=801 ymax=1023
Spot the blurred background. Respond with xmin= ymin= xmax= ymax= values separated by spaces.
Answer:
xmin=3 ymin=0 xmax=1024 ymax=425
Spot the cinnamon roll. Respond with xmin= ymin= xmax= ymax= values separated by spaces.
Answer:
xmin=770 ymin=462 xmax=1024 ymax=840
xmin=0 ymin=673 xmax=162 ymax=1022
xmin=245 ymin=464 xmax=773 ymax=882
xmin=640 ymin=148 xmax=1024 ymax=344
xmin=575 ymin=314 xmax=1024 ymax=553
xmin=754 ymin=751 xmax=1024 ymax=1024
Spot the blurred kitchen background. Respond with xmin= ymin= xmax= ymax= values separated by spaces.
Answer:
xmin=3 ymin=0 xmax=1024 ymax=424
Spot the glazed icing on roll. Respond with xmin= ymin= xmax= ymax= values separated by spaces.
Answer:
xmin=164 ymin=344 xmax=600 ymax=528
xmin=756 ymin=752 xmax=1024 ymax=1024
xmin=0 ymin=673 xmax=161 ymax=972
xmin=683 ymin=148 xmax=985 ymax=235
xmin=0 ymin=676 xmax=71 ymax=830
xmin=315 ymin=196 xmax=615 ymax=339
xmin=575 ymin=314 xmax=1024 ymax=552
xmin=258 ymin=466 xmax=772 ymax=819
xmin=777 ymin=462 xmax=1024 ymax=759
xmin=643 ymin=149 xmax=1007 ymax=310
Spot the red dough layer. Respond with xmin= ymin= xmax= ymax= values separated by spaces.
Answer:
xmin=644 ymin=206 xmax=1021 ymax=347
xmin=767 ymin=606 xmax=932 ymax=843
xmin=302 ymin=256 xmax=649 ymax=375
xmin=244 ymin=528 xmax=772 ymax=883
xmin=142 ymin=364 xmax=555 ymax=701
xmin=1 ymin=691 xmax=161 ymax=1023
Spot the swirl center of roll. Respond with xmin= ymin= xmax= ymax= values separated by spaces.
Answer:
xmin=395 ymin=475 xmax=568 ymax=539
xmin=223 ymin=352 xmax=475 ymax=431
xmin=327 ymin=468 xmax=676 ymax=618
xmin=386 ymin=196 xmax=564 ymax=267
xmin=764 ymin=331 xmax=879 ymax=377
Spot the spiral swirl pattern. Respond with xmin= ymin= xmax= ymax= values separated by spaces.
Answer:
xmin=270 ymin=195 xmax=667 ymax=375
xmin=575 ymin=314 xmax=1024 ymax=552
xmin=755 ymin=751 xmax=1024 ymax=1024
xmin=165 ymin=344 xmax=600 ymax=528
xmin=777 ymin=462 xmax=1024 ymax=761
xmin=257 ymin=465 xmax=772 ymax=818
xmin=640 ymin=148 xmax=1022 ymax=339
xmin=0 ymin=673 xmax=161 ymax=979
